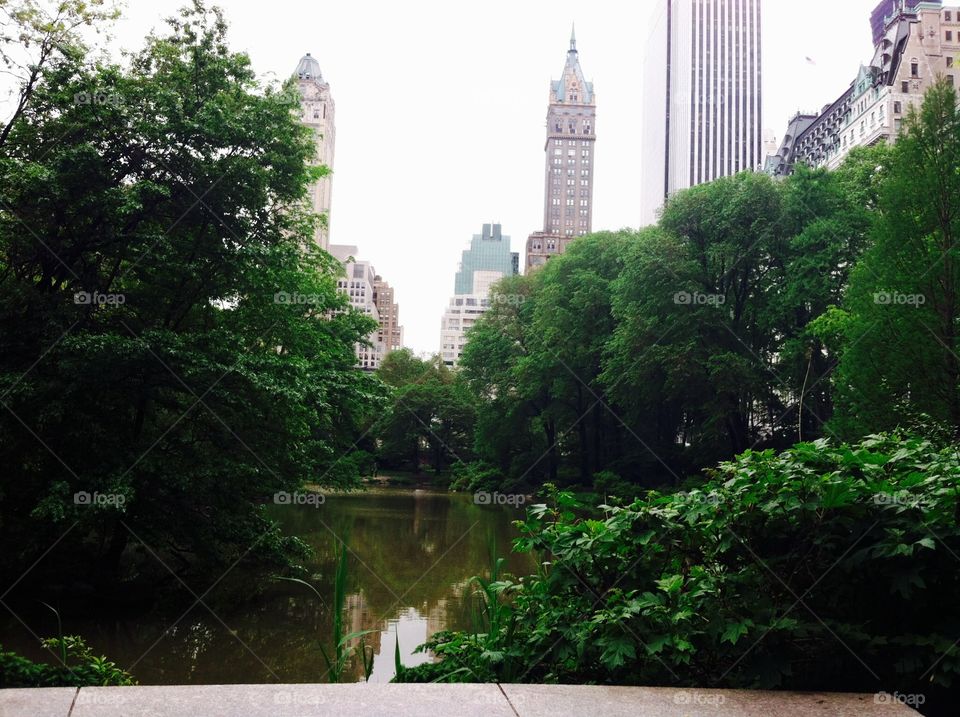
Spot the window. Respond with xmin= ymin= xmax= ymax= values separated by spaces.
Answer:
xmin=894 ymin=101 xmax=902 ymax=113
xmin=948 ymin=31 xmax=954 ymax=42
xmin=554 ymin=148 xmax=562 ymax=155
xmin=948 ymin=57 xmax=954 ymax=68
xmin=949 ymin=75 xmax=956 ymax=87
xmin=902 ymin=80 xmax=909 ymax=93
xmin=946 ymin=10 xmax=953 ymax=21
xmin=911 ymin=61 xmax=919 ymax=77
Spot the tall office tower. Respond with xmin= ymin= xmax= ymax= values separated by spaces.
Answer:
xmin=295 ymin=53 xmax=336 ymax=250
xmin=525 ymin=29 xmax=596 ymax=272
xmin=641 ymin=0 xmax=763 ymax=225
xmin=373 ymin=275 xmax=404 ymax=353
xmin=441 ymin=224 xmax=519 ymax=366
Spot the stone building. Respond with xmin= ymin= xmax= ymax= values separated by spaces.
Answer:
xmin=641 ymin=0 xmax=763 ymax=225
xmin=373 ymin=276 xmax=403 ymax=353
xmin=525 ymin=29 xmax=596 ymax=272
xmin=295 ymin=52 xmax=336 ymax=250
xmin=330 ymin=245 xmax=403 ymax=371
xmin=767 ymin=1 xmax=959 ymax=176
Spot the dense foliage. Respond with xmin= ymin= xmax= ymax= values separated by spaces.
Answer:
xmin=401 ymin=82 xmax=960 ymax=716
xmin=0 ymin=1 xmax=382 ymax=589
xmin=457 ymin=85 xmax=957 ymax=495
xmin=0 ymin=636 xmax=134 ymax=687
xmin=372 ymin=349 xmax=475 ymax=475
xmin=400 ymin=435 xmax=960 ymax=701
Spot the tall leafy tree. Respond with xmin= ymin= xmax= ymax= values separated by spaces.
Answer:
xmin=604 ymin=173 xmax=788 ymax=470
xmin=823 ymin=80 xmax=960 ymax=437
xmin=374 ymin=351 xmax=474 ymax=473
xmin=0 ymin=1 xmax=381 ymax=587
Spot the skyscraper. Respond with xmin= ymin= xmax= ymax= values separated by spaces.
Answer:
xmin=525 ymin=28 xmax=596 ymax=272
xmin=373 ymin=275 xmax=404 ymax=353
xmin=441 ymin=224 xmax=519 ymax=366
xmin=295 ymin=53 xmax=336 ymax=250
xmin=641 ymin=0 xmax=763 ymax=225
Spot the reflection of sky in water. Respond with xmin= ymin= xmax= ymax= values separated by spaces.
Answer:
xmin=366 ymin=610 xmax=432 ymax=683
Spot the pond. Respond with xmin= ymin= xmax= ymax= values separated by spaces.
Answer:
xmin=0 ymin=487 xmax=536 ymax=684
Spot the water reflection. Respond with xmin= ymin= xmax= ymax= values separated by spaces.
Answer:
xmin=0 ymin=487 xmax=534 ymax=684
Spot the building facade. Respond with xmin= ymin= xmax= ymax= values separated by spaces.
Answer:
xmin=295 ymin=53 xmax=336 ymax=250
xmin=641 ymin=0 xmax=763 ymax=225
xmin=373 ymin=275 xmax=403 ymax=353
xmin=768 ymin=2 xmax=958 ymax=176
xmin=330 ymin=245 xmax=404 ymax=371
xmin=441 ymin=224 xmax=518 ymax=366
xmin=525 ymin=29 xmax=597 ymax=272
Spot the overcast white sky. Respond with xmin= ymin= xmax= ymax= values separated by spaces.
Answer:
xmin=40 ymin=1 xmax=884 ymax=354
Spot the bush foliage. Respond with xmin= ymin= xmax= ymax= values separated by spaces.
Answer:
xmin=399 ymin=434 xmax=960 ymax=698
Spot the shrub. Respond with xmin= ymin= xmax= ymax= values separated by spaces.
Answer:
xmin=399 ymin=434 xmax=960 ymax=701
xmin=0 ymin=636 xmax=135 ymax=687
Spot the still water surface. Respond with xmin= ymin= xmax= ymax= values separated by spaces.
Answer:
xmin=2 ymin=488 xmax=534 ymax=684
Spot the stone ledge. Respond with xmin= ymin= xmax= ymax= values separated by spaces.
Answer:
xmin=0 ymin=684 xmax=920 ymax=717
xmin=0 ymin=687 xmax=76 ymax=717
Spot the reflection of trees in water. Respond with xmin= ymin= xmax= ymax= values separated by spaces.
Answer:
xmin=0 ymin=491 xmax=536 ymax=684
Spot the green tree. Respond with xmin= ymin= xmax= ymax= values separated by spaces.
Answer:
xmin=604 ymin=173 xmax=789 ymax=471
xmin=0 ymin=1 xmax=381 ymax=587
xmin=459 ymin=273 xmax=552 ymax=483
xmin=0 ymin=0 xmax=120 ymax=146
xmin=824 ymin=80 xmax=960 ymax=437
xmin=374 ymin=352 xmax=474 ymax=473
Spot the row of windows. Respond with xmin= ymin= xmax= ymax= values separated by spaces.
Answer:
xmin=552 ymin=148 xmax=593 ymax=157
xmin=552 ymin=121 xmax=594 ymax=134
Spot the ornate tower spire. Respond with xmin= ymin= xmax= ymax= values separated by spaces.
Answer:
xmin=294 ymin=52 xmax=336 ymax=250
xmin=570 ymin=23 xmax=577 ymax=52
xmin=525 ymin=30 xmax=597 ymax=273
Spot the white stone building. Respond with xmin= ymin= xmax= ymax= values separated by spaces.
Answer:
xmin=330 ymin=245 xmax=388 ymax=371
xmin=295 ymin=53 xmax=336 ymax=250
xmin=768 ymin=2 xmax=960 ymax=176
